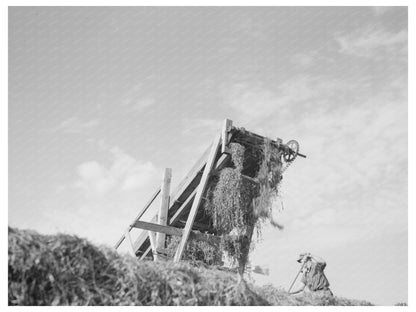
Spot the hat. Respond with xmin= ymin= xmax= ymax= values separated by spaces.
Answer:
xmin=297 ymin=253 xmax=309 ymax=263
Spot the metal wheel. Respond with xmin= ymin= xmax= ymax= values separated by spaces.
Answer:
xmin=283 ymin=140 xmax=299 ymax=162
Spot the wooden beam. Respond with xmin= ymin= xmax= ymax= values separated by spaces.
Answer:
xmin=169 ymin=145 xmax=210 ymax=204
xmin=132 ymin=214 xmax=157 ymax=253
xmin=114 ymin=187 xmax=161 ymax=249
xmin=156 ymin=168 xmax=172 ymax=250
xmin=124 ymin=228 xmax=136 ymax=256
xmin=148 ymin=230 xmax=157 ymax=259
xmin=140 ymin=246 xmax=151 ymax=260
xmin=132 ymin=220 xmax=184 ymax=237
xmin=174 ymin=133 xmax=222 ymax=262
xmin=221 ymin=119 xmax=233 ymax=154
xmin=169 ymin=188 xmax=197 ymax=225
xmin=213 ymin=153 xmax=230 ymax=174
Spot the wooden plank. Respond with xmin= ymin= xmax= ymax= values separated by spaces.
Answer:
xmin=169 ymin=145 xmax=210 ymax=204
xmin=148 ymin=231 xmax=157 ymax=261
xmin=156 ymin=168 xmax=172 ymax=250
xmin=132 ymin=220 xmax=184 ymax=237
xmin=169 ymin=188 xmax=197 ymax=225
xmin=132 ymin=215 xmax=157 ymax=253
xmin=124 ymin=228 xmax=136 ymax=256
xmin=140 ymin=246 xmax=152 ymax=260
xmin=174 ymin=133 xmax=222 ymax=262
xmin=114 ymin=187 xmax=161 ymax=249
xmin=221 ymin=119 xmax=233 ymax=154
xmin=213 ymin=153 xmax=230 ymax=174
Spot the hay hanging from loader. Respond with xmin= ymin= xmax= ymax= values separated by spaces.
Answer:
xmin=201 ymin=139 xmax=284 ymax=271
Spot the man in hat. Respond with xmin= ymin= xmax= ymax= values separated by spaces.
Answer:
xmin=289 ymin=252 xmax=333 ymax=297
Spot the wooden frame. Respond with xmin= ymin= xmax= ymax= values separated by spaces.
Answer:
xmin=115 ymin=118 xmax=297 ymax=262
xmin=174 ymin=133 xmax=222 ymax=262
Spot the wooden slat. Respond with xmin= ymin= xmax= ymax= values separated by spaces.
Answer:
xmin=132 ymin=220 xmax=184 ymax=237
xmin=156 ymin=168 xmax=172 ymax=250
xmin=132 ymin=214 xmax=157 ymax=253
xmin=148 ymin=231 xmax=157 ymax=256
xmin=213 ymin=153 xmax=230 ymax=174
xmin=140 ymin=246 xmax=152 ymax=260
xmin=169 ymin=145 xmax=210 ymax=204
xmin=114 ymin=187 xmax=161 ymax=249
xmin=221 ymin=119 xmax=233 ymax=154
xmin=174 ymin=133 xmax=222 ymax=262
xmin=124 ymin=228 xmax=136 ymax=256
xmin=169 ymin=188 xmax=197 ymax=225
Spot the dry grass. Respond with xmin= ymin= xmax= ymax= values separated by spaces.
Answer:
xmin=255 ymin=284 xmax=373 ymax=306
xmin=9 ymin=227 xmax=375 ymax=306
xmin=8 ymin=227 xmax=267 ymax=306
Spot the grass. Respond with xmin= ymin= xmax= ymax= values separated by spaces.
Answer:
xmin=9 ymin=227 xmax=374 ymax=306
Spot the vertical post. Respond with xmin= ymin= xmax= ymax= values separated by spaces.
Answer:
xmin=156 ymin=168 xmax=172 ymax=253
xmin=174 ymin=134 xmax=221 ymax=262
xmin=148 ymin=231 xmax=157 ymax=261
xmin=221 ymin=119 xmax=233 ymax=154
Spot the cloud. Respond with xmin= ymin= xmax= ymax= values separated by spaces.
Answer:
xmin=224 ymin=75 xmax=348 ymax=129
xmin=336 ymin=27 xmax=407 ymax=58
xmin=73 ymin=144 xmax=158 ymax=197
xmin=121 ymin=84 xmax=156 ymax=112
xmin=54 ymin=117 xmax=100 ymax=134
xmin=131 ymin=97 xmax=156 ymax=112
xmin=182 ymin=117 xmax=221 ymax=135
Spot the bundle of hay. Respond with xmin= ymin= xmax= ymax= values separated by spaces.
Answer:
xmin=203 ymin=140 xmax=283 ymax=272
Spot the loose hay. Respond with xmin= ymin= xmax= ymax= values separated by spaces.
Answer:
xmin=8 ymin=227 xmax=374 ymax=306
xmin=8 ymin=227 xmax=267 ymax=306
xmin=203 ymin=140 xmax=283 ymax=271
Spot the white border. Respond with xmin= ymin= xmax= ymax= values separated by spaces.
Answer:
xmin=2 ymin=1 xmax=412 ymax=311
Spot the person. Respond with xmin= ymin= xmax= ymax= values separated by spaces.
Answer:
xmin=289 ymin=252 xmax=333 ymax=297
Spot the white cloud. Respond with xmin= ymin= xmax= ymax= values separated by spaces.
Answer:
xmin=336 ymin=27 xmax=407 ymax=58
xmin=182 ymin=117 xmax=221 ymax=135
xmin=121 ymin=84 xmax=156 ymax=112
xmin=54 ymin=117 xmax=100 ymax=134
xmin=73 ymin=144 xmax=158 ymax=197
xmin=224 ymin=75 xmax=347 ymax=129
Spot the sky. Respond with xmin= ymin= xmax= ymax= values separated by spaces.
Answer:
xmin=8 ymin=6 xmax=408 ymax=305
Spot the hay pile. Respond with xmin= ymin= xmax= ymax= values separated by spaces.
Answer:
xmin=9 ymin=227 xmax=375 ymax=306
xmin=164 ymin=236 xmax=222 ymax=266
xmin=255 ymin=285 xmax=374 ymax=306
xmin=8 ymin=227 xmax=267 ymax=306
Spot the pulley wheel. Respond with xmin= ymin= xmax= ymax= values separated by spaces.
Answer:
xmin=283 ymin=140 xmax=299 ymax=162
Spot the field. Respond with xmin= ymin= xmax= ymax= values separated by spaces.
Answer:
xmin=8 ymin=227 xmax=373 ymax=306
